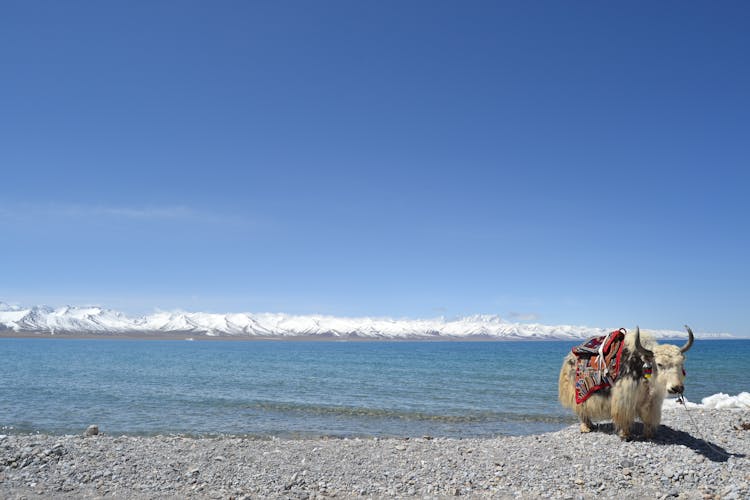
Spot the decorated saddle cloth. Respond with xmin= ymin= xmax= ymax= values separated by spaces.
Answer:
xmin=572 ymin=328 xmax=626 ymax=404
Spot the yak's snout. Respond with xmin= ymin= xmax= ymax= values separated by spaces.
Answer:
xmin=668 ymin=384 xmax=684 ymax=395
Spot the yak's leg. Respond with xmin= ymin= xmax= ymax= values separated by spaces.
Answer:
xmin=579 ymin=417 xmax=594 ymax=433
xmin=638 ymin=396 xmax=663 ymax=439
xmin=610 ymin=379 xmax=638 ymax=440
xmin=575 ymin=394 xmax=609 ymax=433
xmin=574 ymin=401 xmax=594 ymax=433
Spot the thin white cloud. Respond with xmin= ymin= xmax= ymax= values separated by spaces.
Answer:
xmin=91 ymin=206 xmax=196 ymax=219
xmin=0 ymin=203 xmax=250 ymax=226
xmin=35 ymin=203 xmax=194 ymax=220
xmin=508 ymin=311 xmax=539 ymax=321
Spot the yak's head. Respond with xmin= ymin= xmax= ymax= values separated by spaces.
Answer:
xmin=634 ymin=325 xmax=694 ymax=395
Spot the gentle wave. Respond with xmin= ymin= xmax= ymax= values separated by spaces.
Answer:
xmin=244 ymin=401 xmax=574 ymax=424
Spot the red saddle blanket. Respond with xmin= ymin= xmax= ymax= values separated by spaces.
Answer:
xmin=572 ymin=328 xmax=626 ymax=404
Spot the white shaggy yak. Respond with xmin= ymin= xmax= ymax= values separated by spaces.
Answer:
xmin=559 ymin=326 xmax=694 ymax=440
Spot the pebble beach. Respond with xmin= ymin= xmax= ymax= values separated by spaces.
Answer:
xmin=1 ymin=408 xmax=748 ymax=499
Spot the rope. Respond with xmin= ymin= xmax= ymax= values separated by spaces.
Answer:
xmin=597 ymin=330 xmax=611 ymax=378
xmin=675 ymin=393 xmax=733 ymax=458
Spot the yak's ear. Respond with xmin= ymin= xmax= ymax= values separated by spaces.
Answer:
xmin=634 ymin=326 xmax=654 ymax=359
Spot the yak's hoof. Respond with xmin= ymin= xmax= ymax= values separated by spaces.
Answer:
xmin=618 ymin=431 xmax=632 ymax=441
xmin=580 ymin=423 xmax=593 ymax=433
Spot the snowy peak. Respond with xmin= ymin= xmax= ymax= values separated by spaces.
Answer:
xmin=0 ymin=302 xmax=736 ymax=340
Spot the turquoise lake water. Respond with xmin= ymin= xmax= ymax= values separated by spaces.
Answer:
xmin=1 ymin=338 xmax=747 ymax=438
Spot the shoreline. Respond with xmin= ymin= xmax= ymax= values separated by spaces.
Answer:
xmin=1 ymin=409 xmax=747 ymax=499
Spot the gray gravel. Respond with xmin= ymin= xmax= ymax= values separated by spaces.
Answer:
xmin=1 ymin=408 xmax=748 ymax=499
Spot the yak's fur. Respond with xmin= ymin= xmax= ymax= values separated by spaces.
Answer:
xmin=559 ymin=329 xmax=690 ymax=440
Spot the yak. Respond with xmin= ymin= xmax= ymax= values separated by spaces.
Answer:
xmin=558 ymin=325 xmax=694 ymax=440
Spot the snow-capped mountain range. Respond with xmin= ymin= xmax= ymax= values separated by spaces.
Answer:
xmin=0 ymin=301 xmax=732 ymax=340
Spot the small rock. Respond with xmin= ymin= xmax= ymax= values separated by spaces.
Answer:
xmin=84 ymin=425 xmax=99 ymax=436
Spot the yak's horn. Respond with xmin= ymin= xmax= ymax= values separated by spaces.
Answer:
xmin=634 ymin=326 xmax=654 ymax=358
xmin=681 ymin=325 xmax=695 ymax=353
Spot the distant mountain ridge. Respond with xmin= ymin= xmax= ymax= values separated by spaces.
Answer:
xmin=0 ymin=302 xmax=733 ymax=340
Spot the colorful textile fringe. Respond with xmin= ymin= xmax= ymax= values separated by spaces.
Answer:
xmin=573 ymin=328 xmax=626 ymax=404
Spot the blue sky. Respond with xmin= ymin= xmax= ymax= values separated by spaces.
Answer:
xmin=1 ymin=1 xmax=748 ymax=335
